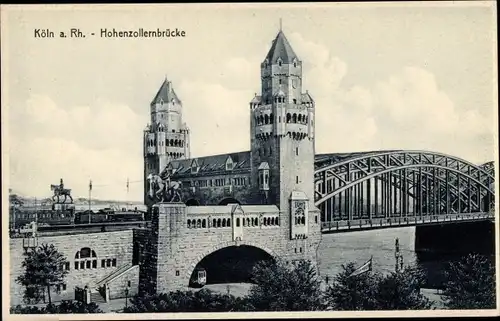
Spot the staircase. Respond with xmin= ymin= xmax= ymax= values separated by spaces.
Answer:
xmin=90 ymin=291 xmax=106 ymax=304
xmin=95 ymin=263 xmax=134 ymax=289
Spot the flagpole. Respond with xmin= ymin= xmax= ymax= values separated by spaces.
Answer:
xmin=395 ymin=238 xmax=400 ymax=273
xmin=89 ymin=180 xmax=92 ymax=224
xmin=126 ymin=177 xmax=129 ymax=211
xmin=35 ymin=197 xmax=38 ymax=225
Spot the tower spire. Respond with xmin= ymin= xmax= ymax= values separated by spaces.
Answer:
xmin=279 ymin=18 xmax=282 ymax=31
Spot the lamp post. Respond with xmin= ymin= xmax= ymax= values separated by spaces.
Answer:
xmin=124 ymin=287 xmax=129 ymax=309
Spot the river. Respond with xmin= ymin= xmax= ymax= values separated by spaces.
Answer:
xmin=317 ymin=226 xmax=417 ymax=280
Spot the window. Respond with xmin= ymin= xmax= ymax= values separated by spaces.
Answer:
xmin=293 ymin=99 xmax=297 ymax=104
xmin=74 ymin=247 xmax=97 ymax=270
xmin=176 ymin=271 xmax=180 ymax=276
xmin=279 ymin=79 xmax=282 ymax=84
xmin=296 ymin=176 xmax=299 ymax=184
xmin=278 ymin=61 xmax=282 ymax=67
xmin=101 ymin=260 xmax=105 ymax=268
xmin=236 ymin=218 xmax=240 ymax=227
xmin=315 ymin=215 xmax=318 ymax=224
xmin=296 ymin=147 xmax=299 ymax=156
xmin=65 ymin=262 xmax=70 ymax=270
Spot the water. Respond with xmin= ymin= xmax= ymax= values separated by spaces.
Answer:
xmin=317 ymin=227 xmax=417 ymax=279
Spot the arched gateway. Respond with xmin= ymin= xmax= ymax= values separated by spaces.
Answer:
xmin=187 ymin=244 xmax=275 ymax=286
xmin=138 ymin=203 xmax=322 ymax=294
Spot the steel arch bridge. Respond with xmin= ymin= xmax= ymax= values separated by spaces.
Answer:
xmin=314 ymin=150 xmax=495 ymax=233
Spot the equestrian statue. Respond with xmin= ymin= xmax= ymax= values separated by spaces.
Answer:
xmin=147 ymin=172 xmax=183 ymax=203
xmin=50 ymin=178 xmax=73 ymax=204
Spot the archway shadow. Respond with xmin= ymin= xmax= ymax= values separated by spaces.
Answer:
xmin=188 ymin=245 xmax=274 ymax=287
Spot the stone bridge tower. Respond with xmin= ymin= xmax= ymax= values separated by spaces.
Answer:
xmin=250 ymin=29 xmax=317 ymax=240
xmin=144 ymin=77 xmax=191 ymax=206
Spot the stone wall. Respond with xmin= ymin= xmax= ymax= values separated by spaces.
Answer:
xmin=10 ymin=229 xmax=135 ymax=305
xmin=108 ymin=265 xmax=140 ymax=300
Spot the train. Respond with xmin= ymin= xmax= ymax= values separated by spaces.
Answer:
xmin=9 ymin=205 xmax=146 ymax=229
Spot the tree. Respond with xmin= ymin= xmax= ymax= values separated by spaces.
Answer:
xmin=123 ymin=289 xmax=253 ymax=313
xmin=440 ymin=253 xmax=496 ymax=309
xmin=247 ymin=259 xmax=324 ymax=311
xmin=16 ymin=244 xmax=69 ymax=304
xmin=375 ymin=265 xmax=433 ymax=310
xmin=324 ymin=262 xmax=379 ymax=310
xmin=10 ymin=301 xmax=103 ymax=314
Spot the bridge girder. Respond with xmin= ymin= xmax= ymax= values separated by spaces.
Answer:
xmin=314 ymin=150 xmax=495 ymax=212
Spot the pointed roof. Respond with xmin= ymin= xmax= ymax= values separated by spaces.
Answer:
xmin=151 ymin=76 xmax=181 ymax=105
xmin=265 ymin=31 xmax=299 ymax=64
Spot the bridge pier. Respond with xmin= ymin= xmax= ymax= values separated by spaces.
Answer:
xmin=414 ymin=220 xmax=495 ymax=288
xmin=414 ymin=220 xmax=495 ymax=256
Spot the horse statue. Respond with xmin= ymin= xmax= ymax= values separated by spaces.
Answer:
xmin=147 ymin=174 xmax=183 ymax=203
xmin=50 ymin=178 xmax=73 ymax=204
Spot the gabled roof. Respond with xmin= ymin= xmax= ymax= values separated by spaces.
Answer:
xmin=151 ymin=77 xmax=181 ymax=105
xmin=301 ymin=92 xmax=314 ymax=103
xmin=250 ymin=95 xmax=262 ymax=104
xmin=164 ymin=151 xmax=251 ymax=178
xmin=264 ymin=31 xmax=299 ymax=64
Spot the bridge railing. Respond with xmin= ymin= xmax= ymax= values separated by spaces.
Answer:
xmin=321 ymin=212 xmax=494 ymax=233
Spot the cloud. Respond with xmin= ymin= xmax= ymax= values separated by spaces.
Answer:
xmin=9 ymin=95 xmax=146 ymax=201
xmin=8 ymin=31 xmax=495 ymax=201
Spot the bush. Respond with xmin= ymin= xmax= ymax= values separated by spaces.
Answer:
xmin=325 ymin=262 xmax=379 ymax=310
xmin=124 ymin=289 xmax=253 ymax=312
xmin=10 ymin=301 xmax=103 ymax=314
xmin=441 ymin=253 xmax=496 ymax=309
xmin=247 ymin=259 xmax=324 ymax=311
xmin=375 ymin=266 xmax=433 ymax=310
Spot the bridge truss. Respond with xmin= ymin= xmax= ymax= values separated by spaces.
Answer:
xmin=314 ymin=151 xmax=495 ymax=233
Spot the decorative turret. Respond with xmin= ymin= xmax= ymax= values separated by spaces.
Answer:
xmin=144 ymin=76 xmax=191 ymax=205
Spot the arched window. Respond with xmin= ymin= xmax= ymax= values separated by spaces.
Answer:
xmin=169 ymin=139 xmax=174 ymax=146
xmin=270 ymin=113 xmax=274 ymax=124
xmin=202 ymin=219 xmax=206 ymax=228
xmin=236 ymin=218 xmax=240 ymax=227
xmin=222 ymin=219 xmax=226 ymax=227
xmin=292 ymin=113 xmax=297 ymax=123
xmin=213 ymin=218 xmax=217 ymax=228
xmin=278 ymin=61 xmax=282 ymax=67
xmin=166 ymin=139 xmax=170 ymax=146
xmin=74 ymin=247 xmax=97 ymax=270
xmin=286 ymin=113 xmax=291 ymax=123
xmin=197 ymin=219 xmax=201 ymax=228
xmin=298 ymin=114 xmax=302 ymax=123
xmin=243 ymin=218 xmax=246 ymax=227
xmin=187 ymin=219 xmax=191 ymax=228
xmin=227 ymin=218 xmax=231 ymax=227
xmin=217 ymin=218 xmax=221 ymax=228
xmin=294 ymin=62 xmax=297 ymax=68
xmin=264 ymin=114 xmax=269 ymax=124
xmin=246 ymin=218 xmax=250 ymax=227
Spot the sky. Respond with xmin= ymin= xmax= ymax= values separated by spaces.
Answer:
xmin=2 ymin=3 xmax=497 ymax=202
